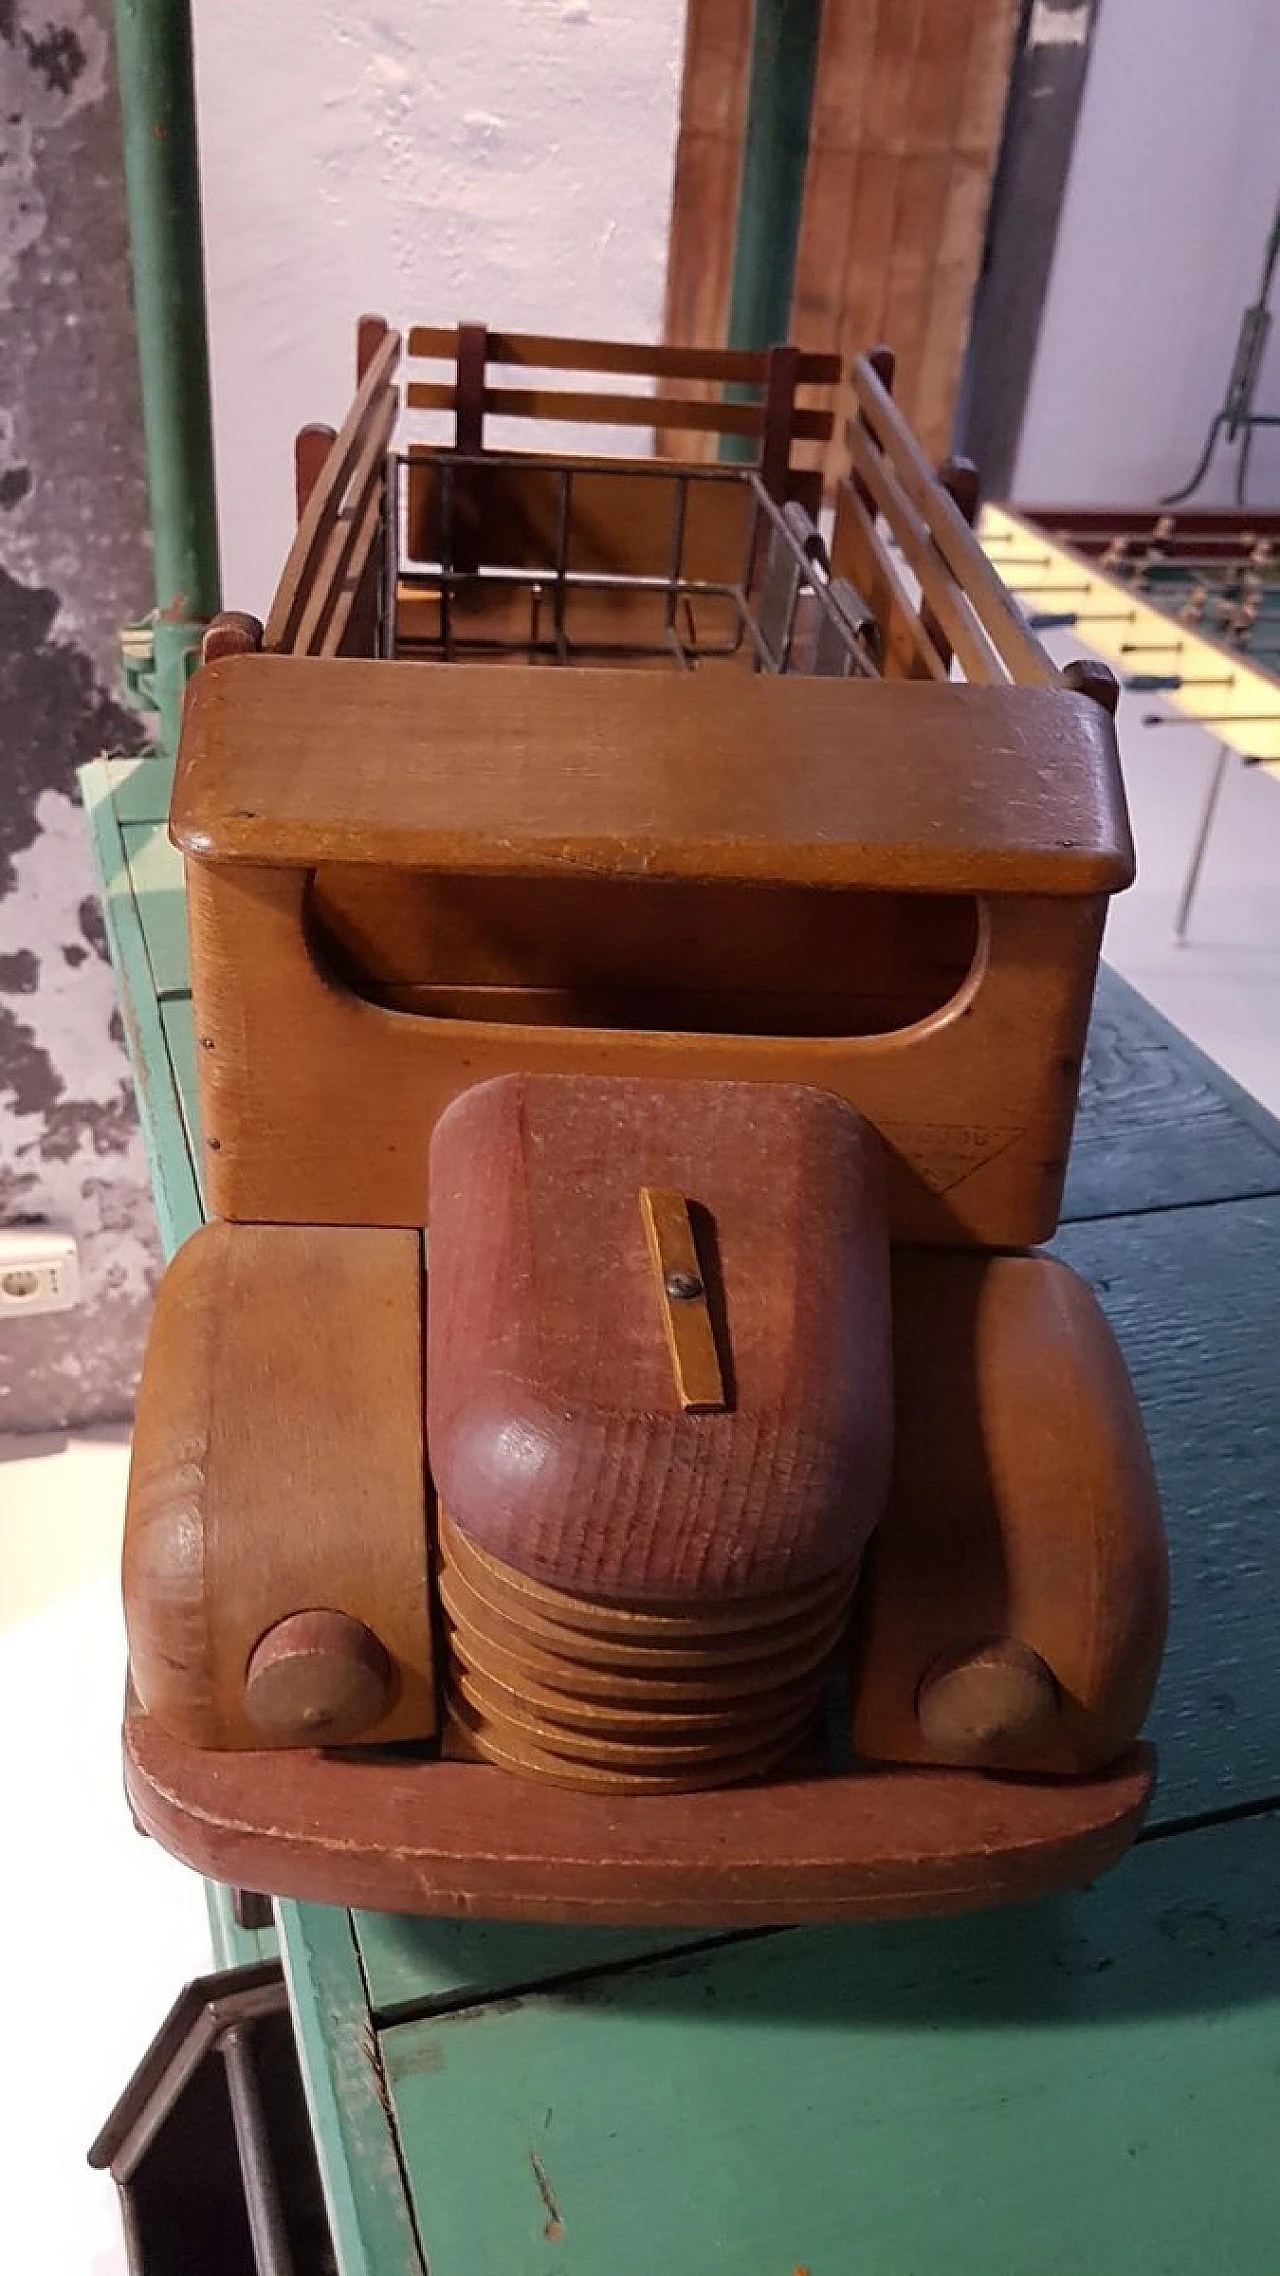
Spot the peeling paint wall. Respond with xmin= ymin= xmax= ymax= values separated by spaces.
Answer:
xmin=1 ymin=0 xmax=685 ymax=1432
xmin=0 ymin=0 xmax=157 ymax=1433
xmin=191 ymin=0 xmax=686 ymax=613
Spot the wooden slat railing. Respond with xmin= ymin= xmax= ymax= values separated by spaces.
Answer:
xmin=255 ymin=321 xmax=1078 ymax=695
xmin=832 ymin=351 xmax=1060 ymax=689
xmin=263 ymin=325 xmax=402 ymax=657
xmin=403 ymin=323 xmax=839 ymax=496
xmin=407 ymin=326 xmax=840 ymax=385
xmin=404 ymin=379 xmax=833 ymax=446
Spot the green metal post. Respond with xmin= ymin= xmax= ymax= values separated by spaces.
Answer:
xmin=113 ymin=0 xmax=220 ymax=758
xmin=722 ymin=0 xmax=823 ymax=459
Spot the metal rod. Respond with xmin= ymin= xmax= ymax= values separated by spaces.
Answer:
xmin=1041 ymin=547 xmax=1277 ymax=575
xmin=113 ymin=0 xmax=221 ymax=754
xmin=1003 ymin=579 xmax=1094 ymax=595
xmin=403 ymin=447 xmax=873 ymax=675
xmin=721 ymin=0 xmax=823 ymax=462
xmin=1123 ymin=673 xmax=1237 ymax=692
xmin=395 ymin=444 xmax=753 ymax=486
xmin=1175 ymin=743 xmax=1233 ymax=943
xmin=553 ymin=467 xmax=572 ymax=644
xmin=400 ymin=563 xmax=746 ymax=604
xmin=221 ymin=2025 xmax=297 ymax=2276
xmin=1143 ymin=710 xmax=1280 ymax=729
xmin=439 ymin=460 xmax=454 ymax=658
xmin=1027 ymin=610 xmax=1137 ymax=630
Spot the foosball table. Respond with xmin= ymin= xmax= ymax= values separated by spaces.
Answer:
xmin=83 ymin=321 xmax=1280 ymax=2274
xmin=982 ymin=503 xmax=1280 ymax=938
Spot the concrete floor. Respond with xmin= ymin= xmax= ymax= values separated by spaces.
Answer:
xmin=0 ymin=1432 xmax=209 ymax=2276
xmin=0 ymin=693 xmax=1277 ymax=2273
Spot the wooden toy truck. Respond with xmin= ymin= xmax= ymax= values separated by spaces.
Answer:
xmin=121 ymin=322 xmax=1167 ymax=1924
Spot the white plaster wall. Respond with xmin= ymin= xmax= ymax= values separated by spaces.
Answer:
xmin=191 ymin=0 xmax=686 ymax=613
xmin=1013 ymin=0 xmax=1280 ymax=506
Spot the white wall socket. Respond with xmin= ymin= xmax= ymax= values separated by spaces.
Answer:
xmin=0 ymin=1229 xmax=81 ymax=1318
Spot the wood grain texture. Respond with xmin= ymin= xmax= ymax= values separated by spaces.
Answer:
xmin=637 ymin=1186 xmax=727 ymax=1412
xmin=436 ymin=1505 xmax=859 ymax=1796
xmin=294 ymin=424 xmax=336 ymax=521
xmin=1055 ymin=1191 xmax=1280 ymax=1825
xmin=830 ymin=468 xmax=953 ymax=681
xmin=173 ymin=662 xmax=1129 ymax=893
xmin=427 ymin=1075 xmax=890 ymax=1598
xmin=307 ymin=868 xmax=978 ymax=1029
xmin=183 ymin=860 xmax=1113 ymax=1248
xmin=850 ymin=1250 xmax=1167 ymax=1776
xmin=379 ymin=1812 xmax=1280 ymax=2276
xmin=660 ymin=0 xmax=1014 ymax=482
xmin=404 ymin=326 xmax=838 ymax=512
xmin=435 ymin=1516 xmax=849 ymax=1657
xmin=89 ymin=750 xmax=1280 ymax=2276
xmin=917 ymin=452 xmax=979 ymax=673
xmin=128 ymin=935 xmax=1280 ymax=1835
xmin=843 ymin=425 xmax=1007 ymax=681
xmin=405 ymin=380 xmax=831 ymax=445
xmin=1063 ymin=965 xmax=1280 ymax=1221
xmin=123 ymin=1702 xmax=1153 ymax=1922
xmin=124 ymin=1220 xmax=435 ymax=1749
xmin=661 ymin=0 xmax=754 ymax=460
xmin=834 ymin=353 xmax=1059 ymax=688
xmin=407 ymin=325 xmax=839 ymax=385
xmin=792 ymin=0 xmax=1021 ymax=478
xmin=263 ymin=330 xmax=399 ymax=659
xmin=851 ymin=361 xmax=1050 ymax=685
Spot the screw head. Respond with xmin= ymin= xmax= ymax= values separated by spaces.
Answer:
xmin=664 ymin=1267 xmax=703 ymax=1302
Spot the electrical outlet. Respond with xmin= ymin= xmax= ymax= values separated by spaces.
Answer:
xmin=0 ymin=1230 xmax=80 ymax=1317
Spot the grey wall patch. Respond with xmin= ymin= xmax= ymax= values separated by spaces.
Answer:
xmin=0 ymin=1 xmax=159 ymax=1432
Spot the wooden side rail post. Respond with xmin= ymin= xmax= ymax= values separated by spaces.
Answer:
xmin=262 ymin=325 xmax=401 ymax=659
xmin=918 ymin=455 xmax=980 ymax=677
xmin=294 ymin=424 xmax=336 ymax=522
xmin=404 ymin=325 xmax=839 ymax=472
xmin=848 ymin=354 xmax=1058 ymax=688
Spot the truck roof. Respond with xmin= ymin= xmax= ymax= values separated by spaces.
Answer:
xmin=172 ymin=655 xmax=1134 ymax=898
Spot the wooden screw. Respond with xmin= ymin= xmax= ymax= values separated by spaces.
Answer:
xmin=244 ymin=1609 xmax=395 ymax=1745
xmin=1062 ymin=656 xmax=1121 ymax=717
xmin=200 ymin=612 xmax=264 ymax=667
xmin=916 ymin=1639 xmax=1058 ymax=1761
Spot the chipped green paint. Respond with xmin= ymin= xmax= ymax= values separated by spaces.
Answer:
xmin=81 ymin=761 xmax=199 ymax=1252
xmin=383 ymin=1813 xmax=1280 ymax=2276
xmin=278 ymin=1904 xmax=425 ymax=2276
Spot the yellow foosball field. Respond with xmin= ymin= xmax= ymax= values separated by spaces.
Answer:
xmin=982 ymin=501 xmax=1280 ymax=938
